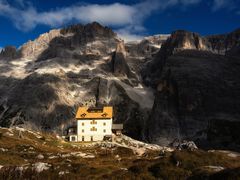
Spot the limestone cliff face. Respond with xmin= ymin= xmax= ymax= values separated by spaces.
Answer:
xmin=60 ymin=22 xmax=116 ymax=42
xmin=125 ymin=35 xmax=169 ymax=58
xmin=207 ymin=28 xmax=240 ymax=55
xmin=142 ymin=30 xmax=209 ymax=86
xmin=142 ymin=29 xmax=240 ymax=87
xmin=19 ymin=22 xmax=117 ymax=60
xmin=111 ymin=41 xmax=132 ymax=77
xmin=20 ymin=29 xmax=61 ymax=58
xmin=144 ymin=29 xmax=240 ymax=150
xmin=167 ymin=30 xmax=209 ymax=52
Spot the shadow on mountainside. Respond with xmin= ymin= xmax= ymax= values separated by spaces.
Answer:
xmin=0 ymin=73 xmax=75 ymax=132
xmin=146 ymin=49 xmax=240 ymax=151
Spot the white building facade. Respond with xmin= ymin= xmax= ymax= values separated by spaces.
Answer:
xmin=73 ymin=106 xmax=113 ymax=142
xmin=77 ymin=118 xmax=112 ymax=142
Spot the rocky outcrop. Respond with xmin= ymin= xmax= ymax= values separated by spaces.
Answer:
xmin=170 ymin=139 xmax=198 ymax=151
xmin=19 ymin=22 xmax=117 ymax=60
xmin=142 ymin=30 xmax=210 ymax=87
xmin=165 ymin=30 xmax=209 ymax=52
xmin=142 ymin=29 xmax=240 ymax=87
xmin=207 ymin=28 xmax=240 ymax=54
xmin=0 ymin=46 xmax=18 ymax=59
xmin=125 ymin=35 xmax=169 ymax=58
xmin=20 ymin=29 xmax=61 ymax=59
xmin=111 ymin=41 xmax=132 ymax=77
xmin=60 ymin=22 xmax=116 ymax=41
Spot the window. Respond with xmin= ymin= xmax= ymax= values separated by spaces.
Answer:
xmin=82 ymin=122 xmax=84 ymax=126
xmin=103 ymin=122 xmax=106 ymax=126
xmin=90 ymin=127 xmax=97 ymax=131
xmin=71 ymin=136 xmax=76 ymax=141
xmin=82 ymin=129 xmax=84 ymax=133
xmin=82 ymin=136 xmax=84 ymax=141
xmin=91 ymin=136 xmax=93 ymax=141
xmin=90 ymin=120 xmax=97 ymax=125
xmin=103 ymin=129 xmax=106 ymax=133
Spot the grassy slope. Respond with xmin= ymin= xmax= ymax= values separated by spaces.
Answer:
xmin=0 ymin=128 xmax=240 ymax=180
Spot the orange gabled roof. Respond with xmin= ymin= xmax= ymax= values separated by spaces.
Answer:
xmin=75 ymin=106 xmax=113 ymax=119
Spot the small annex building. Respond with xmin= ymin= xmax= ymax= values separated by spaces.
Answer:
xmin=69 ymin=106 xmax=119 ymax=142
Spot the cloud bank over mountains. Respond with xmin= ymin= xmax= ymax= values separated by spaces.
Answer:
xmin=0 ymin=0 xmax=239 ymax=41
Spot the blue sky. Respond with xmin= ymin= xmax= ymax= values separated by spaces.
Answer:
xmin=0 ymin=0 xmax=239 ymax=48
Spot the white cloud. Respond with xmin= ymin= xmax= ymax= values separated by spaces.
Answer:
xmin=212 ymin=0 xmax=240 ymax=11
xmin=0 ymin=0 xmax=204 ymax=40
xmin=212 ymin=0 xmax=229 ymax=11
xmin=180 ymin=0 xmax=202 ymax=5
xmin=116 ymin=29 xmax=144 ymax=42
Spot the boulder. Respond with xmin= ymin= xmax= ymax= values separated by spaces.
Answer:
xmin=170 ymin=139 xmax=198 ymax=151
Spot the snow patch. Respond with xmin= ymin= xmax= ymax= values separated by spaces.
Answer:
xmin=114 ymin=79 xmax=154 ymax=109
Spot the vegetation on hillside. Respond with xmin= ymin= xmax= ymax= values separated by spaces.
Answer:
xmin=0 ymin=127 xmax=240 ymax=179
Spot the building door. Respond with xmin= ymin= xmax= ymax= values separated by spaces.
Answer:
xmin=71 ymin=136 xmax=76 ymax=142
xmin=91 ymin=136 xmax=93 ymax=141
xmin=82 ymin=136 xmax=84 ymax=141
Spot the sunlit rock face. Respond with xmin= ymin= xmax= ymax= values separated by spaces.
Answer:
xmin=0 ymin=22 xmax=155 ymax=141
xmin=168 ymin=30 xmax=209 ymax=52
xmin=19 ymin=29 xmax=61 ymax=59
xmin=111 ymin=41 xmax=133 ymax=77
xmin=19 ymin=22 xmax=118 ymax=61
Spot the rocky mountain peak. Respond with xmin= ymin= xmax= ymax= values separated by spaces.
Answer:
xmin=142 ymin=30 xmax=209 ymax=87
xmin=60 ymin=22 xmax=116 ymax=39
xmin=207 ymin=28 xmax=240 ymax=54
xmin=116 ymin=40 xmax=127 ymax=57
xmin=19 ymin=22 xmax=117 ymax=60
xmin=111 ymin=41 xmax=132 ymax=77
xmin=20 ymin=29 xmax=61 ymax=58
xmin=166 ymin=30 xmax=208 ymax=53
xmin=0 ymin=46 xmax=18 ymax=59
